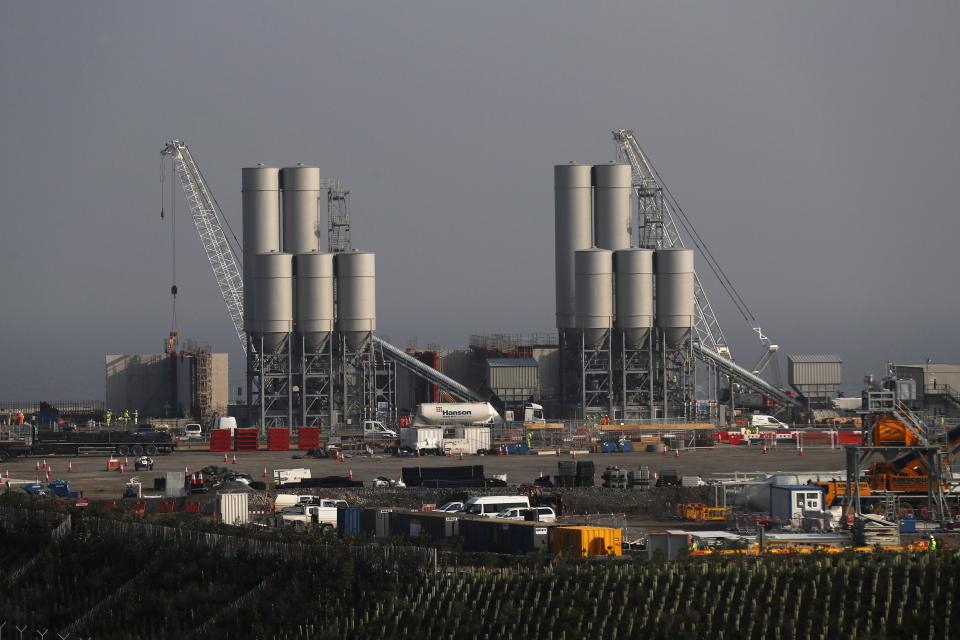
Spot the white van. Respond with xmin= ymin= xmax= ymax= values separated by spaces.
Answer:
xmin=750 ymin=415 xmax=791 ymax=431
xmin=212 ymin=416 xmax=238 ymax=437
xmin=462 ymin=495 xmax=531 ymax=518
xmin=494 ymin=506 xmax=556 ymax=523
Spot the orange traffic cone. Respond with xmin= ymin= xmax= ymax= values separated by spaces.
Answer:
xmin=571 ymin=450 xmax=577 ymax=460
xmin=124 ymin=457 xmax=129 ymax=467
xmin=459 ymin=451 xmax=464 ymax=461
xmin=232 ymin=454 xmax=238 ymax=464
xmin=42 ymin=459 xmax=47 ymax=469
xmin=118 ymin=465 xmax=124 ymax=475
xmin=262 ymin=467 xmax=268 ymax=478
xmin=348 ymin=469 xmax=353 ymax=481
xmin=35 ymin=461 xmax=40 ymax=471
xmin=68 ymin=462 xmax=73 ymax=473
xmin=762 ymin=445 xmax=768 ymax=455
xmin=555 ymin=447 xmax=560 ymax=457
xmin=798 ymin=447 xmax=805 ymax=457
xmin=661 ymin=445 xmax=667 ymax=456
xmin=223 ymin=453 xmax=228 ymax=463
xmin=446 ymin=450 xmax=452 ymax=458
xmin=185 ymin=466 xmax=190 ymax=475
xmin=674 ymin=448 xmax=680 ymax=458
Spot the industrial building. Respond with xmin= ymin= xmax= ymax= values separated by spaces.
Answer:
xmin=895 ymin=363 xmax=960 ymax=420
xmin=105 ymin=348 xmax=228 ymax=420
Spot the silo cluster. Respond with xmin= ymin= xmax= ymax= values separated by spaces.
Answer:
xmin=241 ymin=165 xmax=377 ymax=355
xmin=242 ymin=163 xmax=379 ymax=430
xmin=554 ymin=161 xmax=695 ymax=419
xmin=552 ymin=161 xmax=694 ymax=344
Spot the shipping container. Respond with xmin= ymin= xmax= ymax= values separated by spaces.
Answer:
xmin=646 ymin=530 xmax=690 ymax=561
xmin=442 ymin=426 xmax=491 ymax=455
xmin=389 ymin=511 xmax=459 ymax=541
xmin=460 ymin=517 xmax=552 ymax=554
xmin=550 ymin=526 xmax=622 ymax=557
xmin=337 ymin=507 xmax=362 ymax=537
xmin=217 ymin=493 xmax=249 ymax=526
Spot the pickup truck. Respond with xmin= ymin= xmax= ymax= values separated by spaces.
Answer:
xmin=276 ymin=499 xmax=348 ymax=531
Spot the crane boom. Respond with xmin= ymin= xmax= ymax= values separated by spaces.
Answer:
xmin=613 ymin=129 xmax=730 ymax=358
xmin=161 ymin=140 xmax=247 ymax=352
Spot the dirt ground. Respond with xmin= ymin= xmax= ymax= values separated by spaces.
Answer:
xmin=1 ymin=444 xmax=847 ymax=500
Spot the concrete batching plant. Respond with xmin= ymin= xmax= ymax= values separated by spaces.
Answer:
xmin=243 ymin=165 xmax=395 ymax=431
xmin=556 ymin=162 xmax=696 ymax=420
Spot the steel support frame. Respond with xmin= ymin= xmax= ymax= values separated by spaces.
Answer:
xmin=580 ymin=330 xmax=614 ymax=420
xmin=659 ymin=332 xmax=695 ymax=421
xmin=338 ymin=333 xmax=398 ymax=428
xmin=247 ymin=334 xmax=293 ymax=431
xmin=617 ymin=329 xmax=654 ymax=420
xmin=299 ymin=335 xmax=334 ymax=433
xmin=844 ymin=445 xmax=951 ymax=529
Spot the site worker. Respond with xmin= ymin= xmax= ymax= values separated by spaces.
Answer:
xmin=525 ymin=431 xmax=532 ymax=448
xmin=132 ymin=410 xmax=139 ymax=425
xmin=105 ymin=410 xmax=112 ymax=426
xmin=929 ymin=535 xmax=938 ymax=552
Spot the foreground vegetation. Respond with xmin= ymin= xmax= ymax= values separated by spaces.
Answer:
xmin=0 ymin=502 xmax=954 ymax=639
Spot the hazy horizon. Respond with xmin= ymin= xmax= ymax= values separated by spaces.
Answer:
xmin=1 ymin=2 xmax=958 ymax=400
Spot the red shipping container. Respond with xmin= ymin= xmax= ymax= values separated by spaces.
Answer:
xmin=267 ymin=428 xmax=291 ymax=451
xmin=184 ymin=499 xmax=201 ymax=513
xmin=298 ymin=427 xmax=321 ymax=451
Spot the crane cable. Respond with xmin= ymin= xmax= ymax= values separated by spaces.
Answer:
xmin=635 ymin=141 xmax=763 ymax=336
xmin=162 ymin=155 xmax=178 ymax=334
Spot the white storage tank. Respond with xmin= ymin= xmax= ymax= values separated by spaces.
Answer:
xmin=253 ymin=251 xmax=293 ymax=351
xmin=335 ymin=250 xmax=376 ymax=348
xmin=295 ymin=252 xmax=334 ymax=351
xmin=592 ymin=163 xmax=631 ymax=251
xmin=654 ymin=248 xmax=694 ymax=347
xmin=574 ymin=248 xmax=614 ymax=348
xmin=242 ymin=165 xmax=280 ymax=330
xmin=554 ymin=163 xmax=593 ymax=330
xmin=280 ymin=165 xmax=321 ymax=255
xmin=614 ymin=248 xmax=654 ymax=348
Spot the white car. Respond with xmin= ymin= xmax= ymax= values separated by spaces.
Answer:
xmin=433 ymin=501 xmax=464 ymax=513
xmin=183 ymin=423 xmax=204 ymax=440
xmin=493 ymin=506 xmax=556 ymax=523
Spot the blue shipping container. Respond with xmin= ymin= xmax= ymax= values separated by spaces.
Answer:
xmin=337 ymin=507 xmax=362 ymax=538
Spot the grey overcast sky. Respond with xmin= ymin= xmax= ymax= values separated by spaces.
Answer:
xmin=1 ymin=1 xmax=958 ymax=399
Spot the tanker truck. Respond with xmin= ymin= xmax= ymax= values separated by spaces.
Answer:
xmin=399 ymin=402 xmax=544 ymax=455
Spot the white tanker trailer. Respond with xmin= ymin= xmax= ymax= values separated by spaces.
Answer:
xmin=412 ymin=402 xmax=505 ymax=426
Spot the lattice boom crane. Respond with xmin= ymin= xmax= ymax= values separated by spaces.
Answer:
xmin=162 ymin=140 xmax=247 ymax=352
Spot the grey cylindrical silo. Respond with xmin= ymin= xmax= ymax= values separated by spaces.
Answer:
xmin=614 ymin=248 xmax=654 ymax=347
xmin=555 ymin=163 xmax=593 ymax=330
xmin=335 ymin=250 xmax=376 ymax=349
xmin=280 ymin=165 xmax=321 ymax=255
xmin=253 ymin=251 xmax=293 ymax=351
xmin=575 ymin=248 xmax=614 ymax=348
xmin=654 ymin=248 xmax=695 ymax=347
xmin=592 ymin=163 xmax=632 ymax=251
xmin=242 ymin=165 xmax=281 ymax=331
xmin=295 ymin=252 xmax=334 ymax=351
